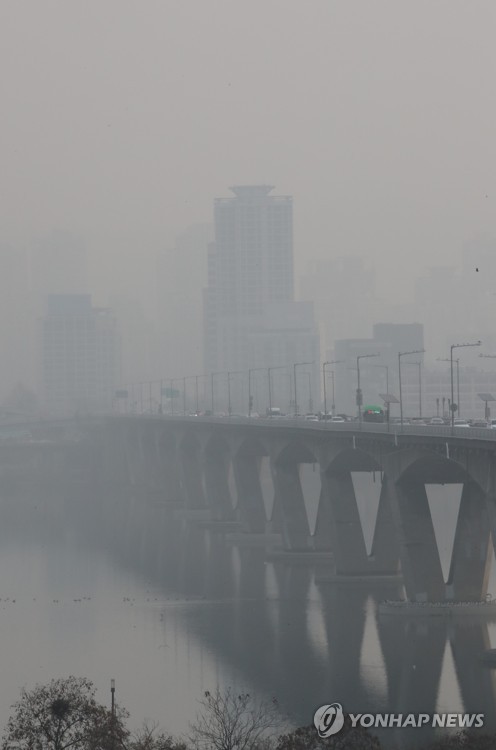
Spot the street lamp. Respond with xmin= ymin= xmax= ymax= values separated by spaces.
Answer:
xmin=356 ymin=354 xmax=380 ymax=425
xmin=268 ymin=365 xmax=287 ymax=416
xmin=293 ymin=361 xmax=314 ymax=418
xmin=398 ymin=350 xmax=425 ymax=429
xmin=450 ymin=341 xmax=481 ymax=428
xmin=323 ymin=360 xmax=343 ymax=417
xmin=437 ymin=357 xmax=459 ymax=417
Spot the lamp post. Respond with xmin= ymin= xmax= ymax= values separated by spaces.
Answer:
xmin=398 ymin=350 xmax=425 ymax=429
xmin=437 ymin=357 xmax=460 ymax=416
xmin=268 ymin=365 xmax=286 ymax=416
xmin=450 ymin=341 xmax=481 ymax=428
xmin=322 ymin=360 xmax=343 ymax=417
xmin=293 ymin=362 xmax=314 ymax=418
xmin=248 ymin=367 xmax=265 ymax=416
xmin=356 ymin=354 xmax=380 ymax=425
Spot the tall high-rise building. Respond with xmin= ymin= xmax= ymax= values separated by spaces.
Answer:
xmin=204 ymin=186 xmax=319 ymax=413
xmin=40 ymin=294 xmax=119 ymax=416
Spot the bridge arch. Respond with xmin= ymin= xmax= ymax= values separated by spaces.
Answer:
xmin=323 ymin=446 xmax=382 ymax=475
xmin=389 ymin=447 xmax=482 ymax=489
xmin=273 ymin=439 xmax=318 ymax=466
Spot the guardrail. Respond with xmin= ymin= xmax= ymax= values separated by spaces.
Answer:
xmin=111 ymin=413 xmax=496 ymax=443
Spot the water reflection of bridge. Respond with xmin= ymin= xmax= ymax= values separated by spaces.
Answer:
xmin=67 ymin=482 xmax=496 ymax=749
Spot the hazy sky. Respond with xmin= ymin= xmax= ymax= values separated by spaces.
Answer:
xmin=2 ymin=0 xmax=496 ymax=303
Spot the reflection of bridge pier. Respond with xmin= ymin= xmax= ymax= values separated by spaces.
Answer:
xmin=377 ymin=614 xmax=447 ymax=747
xmin=64 ymin=475 xmax=496 ymax=746
xmin=376 ymin=609 xmax=496 ymax=745
xmin=318 ymin=583 xmax=370 ymax=707
xmin=450 ymin=620 xmax=496 ymax=730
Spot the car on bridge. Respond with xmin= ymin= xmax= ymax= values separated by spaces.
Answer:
xmin=453 ymin=418 xmax=470 ymax=428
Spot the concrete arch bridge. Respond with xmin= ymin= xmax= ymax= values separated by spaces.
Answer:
xmin=98 ymin=416 xmax=496 ymax=605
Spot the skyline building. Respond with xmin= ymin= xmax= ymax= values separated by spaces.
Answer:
xmin=334 ymin=323 xmax=424 ymax=417
xmin=203 ymin=185 xmax=319 ymax=413
xmin=39 ymin=294 xmax=119 ymax=416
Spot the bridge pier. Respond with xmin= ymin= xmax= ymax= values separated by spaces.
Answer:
xmin=368 ymin=479 xmax=401 ymax=574
xmin=141 ymin=428 xmax=162 ymax=492
xmin=177 ymin=436 xmax=208 ymax=509
xmin=272 ymin=461 xmax=311 ymax=551
xmin=157 ymin=432 xmax=184 ymax=504
xmin=382 ymin=448 xmax=495 ymax=603
xmin=446 ymin=481 xmax=492 ymax=601
xmin=316 ymin=469 xmax=399 ymax=575
xmin=384 ymin=476 xmax=446 ymax=602
xmin=203 ymin=444 xmax=236 ymax=522
xmin=232 ymin=455 xmax=267 ymax=533
xmin=124 ymin=426 xmax=147 ymax=488
xmin=318 ymin=470 xmax=367 ymax=572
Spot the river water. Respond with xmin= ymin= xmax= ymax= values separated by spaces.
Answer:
xmin=0 ymin=478 xmax=494 ymax=749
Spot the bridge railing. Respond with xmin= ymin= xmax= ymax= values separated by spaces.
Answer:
xmin=110 ymin=413 xmax=496 ymax=442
